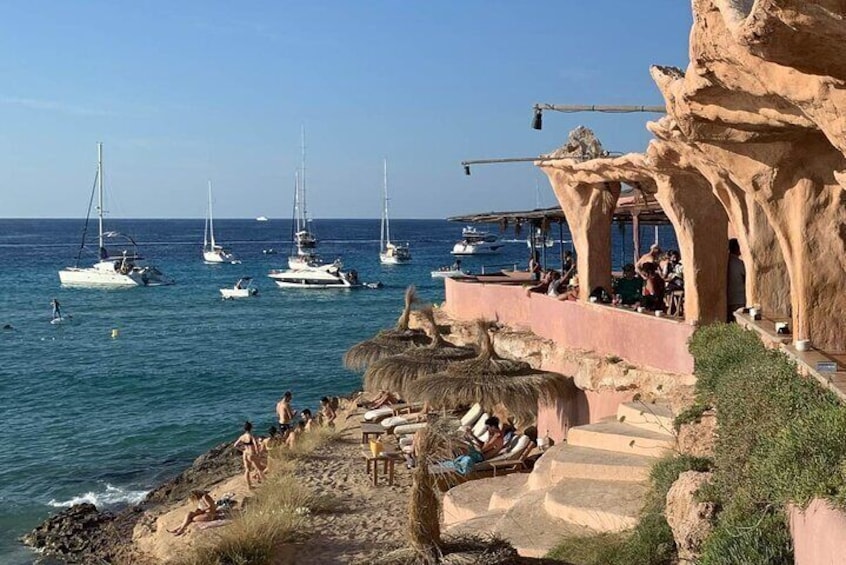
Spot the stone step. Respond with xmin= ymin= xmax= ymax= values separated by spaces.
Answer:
xmin=616 ymin=401 xmax=675 ymax=435
xmin=527 ymin=445 xmax=655 ymax=489
xmin=443 ymin=481 xmax=495 ymax=527
xmin=566 ymin=420 xmax=674 ymax=458
xmin=492 ymin=490 xmax=596 ymax=558
xmin=487 ymin=473 xmax=531 ymax=511
xmin=543 ymin=478 xmax=648 ymax=533
xmin=443 ymin=511 xmax=506 ymax=538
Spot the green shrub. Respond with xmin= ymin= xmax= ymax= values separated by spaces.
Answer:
xmin=699 ymin=506 xmax=792 ymax=565
xmin=688 ymin=323 xmax=846 ymax=564
xmin=672 ymin=402 xmax=711 ymax=432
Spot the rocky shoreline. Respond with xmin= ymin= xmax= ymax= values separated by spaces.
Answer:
xmin=22 ymin=442 xmax=241 ymax=564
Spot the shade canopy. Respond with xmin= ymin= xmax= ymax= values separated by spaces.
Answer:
xmin=362 ymin=307 xmax=476 ymax=397
xmin=343 ymin=286 xmax=431 ymax=371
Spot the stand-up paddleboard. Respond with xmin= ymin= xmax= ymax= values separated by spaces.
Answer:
xmin=50 ymin=315 xmax=72 ymax=325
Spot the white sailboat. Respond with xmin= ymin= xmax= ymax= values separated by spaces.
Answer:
xmin=203 ymin=181 xmax=238 ymax=264
xmin=379 ymin=159 xmax=411 ymax=265
xmin=270 ymin=130 xmax=361 ymax=289
xmin=293 ymin=127 xmax=317 ymax=250
xmin=58 ymin=143 xmax=172 ymax=287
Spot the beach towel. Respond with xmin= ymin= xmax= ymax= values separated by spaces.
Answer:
xmin=195 ymin=519 xmax=232 ymax=530
xmin=442 ymin=447 xmax=484 ymax=476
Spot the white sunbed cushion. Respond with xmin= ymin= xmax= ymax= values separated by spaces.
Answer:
xmin=471 ymin=413 xmax=489 ymax=438
xmin=488 ymin=435 xmax=532 ymax=462
xmin=476 ymin=430 xmax=490 ymax=443
xmin=381 ymin=416 xmax=409 ymax=429
xmin=364 ymin=407 xmax=394 ymax=421
xmin=459 ymin=403 xmax=483 ymax=427
xmin=393 ymin=422 xmax=427 ymax=436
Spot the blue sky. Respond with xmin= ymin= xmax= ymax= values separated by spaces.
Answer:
xmin=0 ymin=1 xmax=692 ymax=219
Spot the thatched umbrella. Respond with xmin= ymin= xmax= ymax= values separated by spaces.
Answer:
xmin=362 ymin=306 xmax=476 ymax=396
xmin=406 ymin=321 xmax=572 ymax=425
xmin=343 ymin=286 xmax=431 ymax=372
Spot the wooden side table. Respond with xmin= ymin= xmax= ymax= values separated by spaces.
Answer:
xmin=361 ymin=423 xmax=386 ymax=444
xmin=362 ymin=447 xmax=401 ymax=486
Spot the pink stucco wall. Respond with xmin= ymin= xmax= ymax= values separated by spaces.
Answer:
xmin=444 ymin=279 xmax=695 ymax=374
xmin=537 ymin=389 xmax=635 ymax=443
xmin=789 ymin=499 xmax=846 ymax=565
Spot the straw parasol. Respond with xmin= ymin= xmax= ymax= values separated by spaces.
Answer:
xmin=343 ymin=286 xmax=431 ymax=371
xmin=405 ymin=321 xmax=573 ymax=425
xmin=362 ymin=306 xmax=476 ymax=396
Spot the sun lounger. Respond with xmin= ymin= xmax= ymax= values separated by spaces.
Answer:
xmin=429 ymin=434 xmax=537 ymax=490
xmin=362 ymin=402 xmax=423 ymax=422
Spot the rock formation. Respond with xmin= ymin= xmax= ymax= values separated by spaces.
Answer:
xmin=665 ymin=470 xmax=716 ymax=564
xmin=541 ymin=0 xmax=846 ymax=350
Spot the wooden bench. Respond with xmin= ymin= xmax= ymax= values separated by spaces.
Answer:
xmin=361 ymin=446 xmax=403 ymax=486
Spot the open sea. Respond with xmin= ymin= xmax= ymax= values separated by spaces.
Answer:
xmin=0 ymin=218 xmax=676 ymax=563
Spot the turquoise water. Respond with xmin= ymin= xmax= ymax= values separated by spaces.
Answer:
xmin=0 ymin=218 xmax=675 ymax=562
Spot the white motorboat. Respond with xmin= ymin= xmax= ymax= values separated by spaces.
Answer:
xmin=431 ymin=268 xmax=472 ymax=279
xmin=269 ymin=259 xmax=361 ymax=289
xmin=256 ymin=216 xmax=269 ymax=222
xmin=203 ymin=181 xmax=238 ymax=264
xmin=220 ymin=277 xmax=258 ymax=299
xmin=379 ymin=159 xmax=411 ymax=265
xmin=451 ymin=226 xmax=502 ymax=255
xmin=59 ymin=143 xmax=173 ymax=288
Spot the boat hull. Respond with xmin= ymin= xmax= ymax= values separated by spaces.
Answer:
xmin=431 ymin=269 xmax=472 ymax=279
xmin=59 ymin=261 xmax=172 ymax=287
xmin=220 ymin=288 xmax=258 ymax=298
xmin=451 ymin=242 xmax=502 ymax=255
xmin=268 ymin=265 xmax=359 ymax=289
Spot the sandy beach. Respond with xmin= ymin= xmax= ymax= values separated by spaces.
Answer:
xmin=131 ymin=400 xmax=415 ymax=564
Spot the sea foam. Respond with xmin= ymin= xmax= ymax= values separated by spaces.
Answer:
xmin=47 ymin=484 xmax=148 ymax=509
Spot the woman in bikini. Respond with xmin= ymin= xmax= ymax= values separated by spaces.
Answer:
xmin=168 ymin=490 xmax=217 ymax=536
xmin=235 ymin=421 xmax=265 ymax=489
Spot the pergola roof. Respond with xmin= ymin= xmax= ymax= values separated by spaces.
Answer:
xmin=448 ymin=193 xmax=670 ymax=226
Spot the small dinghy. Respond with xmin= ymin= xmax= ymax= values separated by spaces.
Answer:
xmin=220 ymin=277 xmax=258 ymax=299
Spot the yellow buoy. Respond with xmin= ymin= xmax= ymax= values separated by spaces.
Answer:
xmin=111 ymin=329 xmax=120 ymax=339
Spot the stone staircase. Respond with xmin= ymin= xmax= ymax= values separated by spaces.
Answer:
xmin=442 ymin=401 xmax=675 ymax=558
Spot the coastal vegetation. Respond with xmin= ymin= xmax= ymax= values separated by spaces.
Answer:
xmin=174 ymin=429 xmax=338 ymax=565
xmin=549 ymin=323 xmax=846 ymax=564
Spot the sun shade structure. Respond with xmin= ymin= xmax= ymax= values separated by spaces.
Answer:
xmin=343 ymin=286 xmax=430 ymax=371
xmin=405 ymin=321 xmax=572 ymax=425
xmin=362 ymin=307 xmax=476 ymax=397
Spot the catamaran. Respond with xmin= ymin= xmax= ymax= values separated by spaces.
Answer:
xmin=203 ymin=181 xmax=238 ymax=264
xmin=58 ymin=143 xmax=172 ymax=287
xmin=379 ymin=159 xmax=411 ymax=265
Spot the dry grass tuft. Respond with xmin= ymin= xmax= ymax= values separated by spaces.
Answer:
xmin=173 ymin=428 xmax=337 ymax=565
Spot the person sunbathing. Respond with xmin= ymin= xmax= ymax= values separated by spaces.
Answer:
xmin=447 ymin=416 xmax=504 ymax=475
xmin=168 ymin=490 xmax=218 ymax=536
xmin=367 ymin=390 xmax=401 ymax=409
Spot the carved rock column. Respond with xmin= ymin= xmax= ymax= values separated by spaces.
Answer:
xmin=541 ymin=168 xmax=620 ymax=300
xmin=652 ymin=172 xmax=729 ymax=324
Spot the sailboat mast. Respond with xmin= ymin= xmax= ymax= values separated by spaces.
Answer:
xmin=294 ymin=170 xmax=301 ymax=233
xmin=208 ymin=180 xmax=215 ymax=248
xmin=300 ymin=126 xmax=308 ymax=228
xmin=97 ymin=142 xmax=104 ymax=254
xmin=383 ymin=158 xmax=391 ymax=247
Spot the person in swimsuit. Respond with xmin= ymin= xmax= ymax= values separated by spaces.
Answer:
xmin=319 ymin=396 xmax=336 ymax=428
xmin=276 ymin=391 xmax=297 ymax=435
xmin=168 ymin=490 xmax=217 ymax=536
xmin=301 ymin=409 xmax=316 ymax=432
xmin=286 ymin=421 xmax=306 ymax=448
xmin=235 ymin=421 xmax=265 ymax=489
